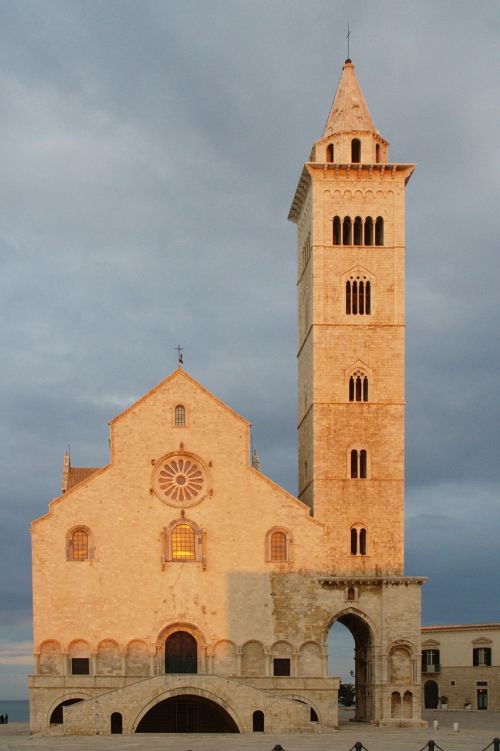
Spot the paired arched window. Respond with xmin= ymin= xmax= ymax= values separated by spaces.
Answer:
xmin=346 ymin=275 xmax=371 ymax=315
xmin=266 ymin=528 xmax=292 ymax=562
xmin=350 ymin=449 xmax=367 ymax=479
xmin=175 ymin=404 xmax=185 ymax=426
xmin=66 ymin=527 xmax=91 ymax=561
xmin=351 ymin=138 xmax=361 ymax=163
xmin=351 ymin=526 xmax=367 ymax=555
xmin=349 ymin=370 xmax=368 ymax=402
xmin=332 ymin=215 xmax=384 ymax=246
xmin=163 ymin=519 xmax=204 ymax=565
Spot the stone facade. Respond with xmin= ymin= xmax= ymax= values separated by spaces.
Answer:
xmin=30 ymin=59 xmax=426 ymax=735
xmin=421 ymin=624 xmax=500 ymax=712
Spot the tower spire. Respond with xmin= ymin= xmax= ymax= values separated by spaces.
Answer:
xmin=323 ymin=59 xmax=377 ymax=139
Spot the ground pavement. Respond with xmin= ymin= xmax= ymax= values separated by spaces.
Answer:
xmin=0 ymin=711 xmax=499 ymax=751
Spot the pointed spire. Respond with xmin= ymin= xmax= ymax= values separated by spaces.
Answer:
xmin=323 ymin=60 xmax=377 ymax=138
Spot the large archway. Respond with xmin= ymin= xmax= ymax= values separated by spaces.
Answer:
xmin=135 ymin=695 xmax=239 ymax=733
xmin=327 ymin=610 xmax=374 ymax=722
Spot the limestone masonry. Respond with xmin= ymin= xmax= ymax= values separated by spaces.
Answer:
xmin=30 ymin=60 xmax=427 ymax=735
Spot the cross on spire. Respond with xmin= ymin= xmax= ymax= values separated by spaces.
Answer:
xmin=346 ymin=23 xmax=351 ymax=61
xmin=175 ymin=345 xmax=183 ymax=366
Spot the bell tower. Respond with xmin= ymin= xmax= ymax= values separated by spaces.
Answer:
xmin=289 ymin=60 xmax=415 ymax=575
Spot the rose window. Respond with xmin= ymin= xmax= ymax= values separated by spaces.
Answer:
xmin=155 ymin=456 xmax=206 ymax=504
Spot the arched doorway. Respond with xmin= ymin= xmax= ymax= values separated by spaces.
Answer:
xmin=110 ymin=712 xmax=122 ymax=734
xmin=136 ymin=695 xmax=239 ymax=733
xmin=165 ymin=631 xmax=197 ymax=673
xmin=327 ymin=612 xmax=374 ymax=722
xmin=424 ymin=679 xmax=439 ymax=709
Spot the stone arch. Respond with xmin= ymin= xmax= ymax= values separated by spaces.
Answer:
xmin=156 ymin=622 xmax=207 ymax=674
xmin=391 ymin=690 xmax=402 ymax=718
xmin=403 ymin=690 xmax=413 ymax=719
xmin=298 ymin=641 xmax=322 ymax=676
xmin=213 ymin=640 xmax=237 ymax=676
xmin=38 ymin=640 xmax=63 ymax=675
xmin=96 ymin=639 xmax=121 ymax=675
xmin=289 ymin=694 xmax=321 ymax=724
xmin=388 ymin=641 xmax=415 ymax=684
xmin=241 ymin=640 xmax=265 ymax=676
xmin=67 ymin=639 xmax=91 ymax=675
xmin=325 ymin=608 xmax=376 ymax=722
xmin=132 ymin=686 xmax=243 ymax=733
xmin=47 ymin=693 xmax=91 ymax=726
xmin=125 ymin=639 xmax=149 ymax=676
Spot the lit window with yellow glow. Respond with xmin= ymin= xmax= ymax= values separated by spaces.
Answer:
xmin=172 ymin=524 xmax=195 ymax=560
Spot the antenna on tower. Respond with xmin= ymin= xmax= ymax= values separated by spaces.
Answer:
xmin=346 ymin=23 xmax=351 ymax=62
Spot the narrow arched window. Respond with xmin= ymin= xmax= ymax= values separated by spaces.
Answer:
xmin=349 ymin=372 xmax=368 ymax=402
xmin=253 ymin=710 xmax=264 ymax=732
xmin=353 ymin=216 xmax=363 ymax=245
xmin=375 ymin=216 xmax=384 ymax=246
xmin=350 ymin=449 xmax=358 ymax=479
xmin=270 ymin=531 xmax=287 ymax=561
xmin=333 ymin=216 xmax=341 ymax=245
xmin=364 ymin=217 xmax=373 ymax=246
xmin=351 ymin=138 xmax=361 ymax=163
xmin=345 ymin=275 xmax=371 ymax=316
xmin=347 ymin=586 xmax=356 ymax=601
xmin=350 ymin=449 xmax=368 ymax=479
xmin=172 ymin=523 xmax=195 ymax=560
xmin=71 ymin=529 xmax=88 ymax=560
xmin=342 ymin=216 xmax=352 ymax=245
xmin=175 ymin=404 xmax=185 ymax=426
xmin=375 ymin=144 xmax=381 ymax=163
xmin=360 ymin=449 xmax=367 ymax=479
xmin=326 ymin=143 xmax=334 ymax=162
xmin=359 ymin=528 xmax=367 ymax=555
xmin=350 ymin=527 xmax=358 ymax=555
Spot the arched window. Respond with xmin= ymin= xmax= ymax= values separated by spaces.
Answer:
xmin=172 ymin=523 xmax=195 ymax=560
xmin=350 ymin=449 xmax=367 ymax=479
xmin=253 ymin=710 xmax=264 ymax=732
xmin=326 ymin=143 xmax=334 ymax=162
xmin=364 ymin=216 xmax=373 ymax=245
xmin=342 ymin=216 xmax=352 ymax=245
xmin=375 ymin=216 xmax=384 ymax=246
xmin=349 ymin=371 xmax=368 ymax=402
xmin=175 ymin=404 xmax=185 ymax=426
xmin=266 ymin=528 xmax=292 ymax=562
xmin=164 ymin=519 xmax=204 ymax=565
xmin=347 ymin=586 xmax=356 ymax=601
xmin=67 ymin=527 xmax=91 ymax=561
xmin=345 ymin=275 xmax=371 ymax=315
xmin=353 ymin=216 xmax=363 ymax=245
xmin=351 ymin=138 xmax=361 ymax=163
xmin=350 ymin=526 xmax=367 ymax=556
xmin=333 ymin=216 xmax=341 ymax=245
xmin=111 ymin=712 xmax=123 ymax=734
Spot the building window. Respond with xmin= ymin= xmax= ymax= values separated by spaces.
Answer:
xmin=350 ymin=526 xmax=367 ymax=556
xmin=343 ymin=216 xmax=352 ymax=245
xmin=422 ymin=649 xmax=440 ymax=673
xmin=67 ymin=527 xmax=92 ymax=561
xmin=375 ymin=144 xmax=381 ymax=163
xmin=346 ymin=276 xmax=371 ymax=315
xmin=175 ymin=404 xmax=185 ymax=426
xmin=71 ymin=658 xmax=90 ymax=675
xmin=273 ymin=658 xmax=291 ymax=676
xmin=333 ymin=216 xmax=341 ymax=245
xmin=375 ymin=216 xmax=384 ymax=245
xmin=172 ymin=523 xmax=196 ymax=560
xmin=351 ymin=138 xmax=361 ymax=163
xmin=266 ymin=528 xmax=292 ymax=562
xmin=353 ymin=216 xmax=363 ymax=245
xmin=326 ymin=143 xmax=334 ymax=162
xmin=253 ymin=710 xmax=265 ymax=732
xmin=350 ymin=449 xmax=367 ymax=479
xmin=364 ymin=216 xmax=374 ymax=245
xmin=473 ymin=648 xmax=492 ymax=667
xmin=349 ymin=371 xmax=368 ymax=402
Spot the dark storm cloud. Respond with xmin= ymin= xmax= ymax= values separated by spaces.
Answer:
xmin=0 ymin=0 xmax=499 ymax=695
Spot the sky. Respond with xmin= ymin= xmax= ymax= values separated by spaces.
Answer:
xmin=0 ymin=0 xmax=499 ymax=698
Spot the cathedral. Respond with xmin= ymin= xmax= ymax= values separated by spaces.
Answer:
xmin=29 ymin=59 xmax=426 ymax=734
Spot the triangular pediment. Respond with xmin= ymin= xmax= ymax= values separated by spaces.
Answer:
xmin=472 ymin=636 xmax=493 ymax=645
xmin=422 ymin=639 xmax=440 ymax=647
